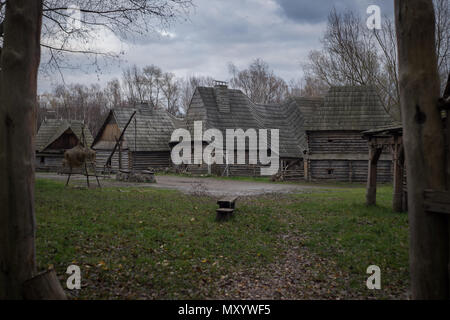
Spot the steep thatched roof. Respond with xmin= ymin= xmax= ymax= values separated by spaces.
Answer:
xmin=295 ymin=86 xmax=396 ymax=131
xmin=184 ymin=86 xmax=307 ymax=158
xmin=36 ymin=119 xmax=93 ymax=153
xmin=285 ymin=97 xmax=324 ymax=131
xmin=362 ymin=124 xmax=403 ymax=137
xmin=93 ymin=104 xmax=183 ymax=152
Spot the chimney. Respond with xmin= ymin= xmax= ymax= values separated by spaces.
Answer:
xmin=214 ymin=80 xmax=230 ymax=113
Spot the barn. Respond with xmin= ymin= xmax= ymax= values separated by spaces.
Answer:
xmin=35 ymin=119 xmax=94 ymax=172
xmin=182 ymin=82 xmax=306 ymax=177
xmin=293 ymin=86 xmax=398 ymax=182
xmin=92 ymin=103 xmax=182 ymax=172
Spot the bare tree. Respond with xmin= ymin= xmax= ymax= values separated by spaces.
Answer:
xmin=39 ymin=0 xmax=193 ymax=75
xmin=288 ymin=76 xmax=328 ymax=98
xmin=435 ymin=0 xmax=450 ymax=92
xmin=0 ymin=0 xmax=192 ymax=299
xmin=305 ymin=9 xmax=379 ymax=86
xmin=395 ymin=0 xmax=449 ymax=299
xmin=179 ymin=75 xmax=215 ymax=113
xmin=160 ymin=72 xmax=181 ymax=115
xmin=305 ymin=4 xmax=449 ymax=119
xmin=0 ymin=0 xmax=44 ymax=299
xmin=104 ymin=78 xmax=125 ymax=109
xmin=122 ymin=65 xmax=150 ymax=105
xmin=372 ymin=18 xmax=401 ymax=119
xmin=142 ymin=64 xmax=163 ymax=107
xmin=229 ymin=58 xmax=289 ymax=104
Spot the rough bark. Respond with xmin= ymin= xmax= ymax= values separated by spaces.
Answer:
xmin=395 ymin=0 xmax=449 ymax=299
xmin=392 ymin=142 xmax=405 ymax=212
xmin=0 ymin=0 xmax=43 ymax=299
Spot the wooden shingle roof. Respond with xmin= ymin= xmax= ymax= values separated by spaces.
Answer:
xmin=185 ymin=87 xmax=307 ymax=158
xmin=98 ymin=104 xmax=183 ymax=152
xmin=286 ymin=97 xmax=324 ymax=131
xmin=36 ymin=119 xmax=93 ymax=153
xmin=304 ymin=86 xmax=396 ymax=131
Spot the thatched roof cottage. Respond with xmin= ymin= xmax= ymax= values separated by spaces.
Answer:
xmin=35 ymin=119 xmax=94 ymax=171
xmin=92 ymin=103 xmax=183 ymax=172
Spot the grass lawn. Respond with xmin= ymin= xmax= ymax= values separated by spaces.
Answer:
xmin=35 ymin=178 xmax=409 ymax=299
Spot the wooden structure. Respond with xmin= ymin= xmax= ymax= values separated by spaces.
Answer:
xmin=63 ymin=144 xmax=101 ymax=188
xmin=363 ymin=77 xmax=450 ymax=213
xmin=35 ymin=119 xmax=94 ymax=172
xmin=422 ymin=76 xmax=450 ymax=216
xmin=216 ymin=196 xmax=238 ymax=221
xmin=292 ymin=86 xmax=398 ymax=182
xmin=363 ymin=125 xmax=405 ymax=212
xmin=182 ymin=84 xmax=306 ymax=178
xmin=92 ymin=104 xmax=184 ymax=173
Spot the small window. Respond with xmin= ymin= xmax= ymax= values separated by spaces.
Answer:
xmin=327 ymin=169 xmax=334 ymax=175
xmin=40 ymin=157 xmax=45 ymax=164
xmin=328 ymin=139 xmax=334 ymax=143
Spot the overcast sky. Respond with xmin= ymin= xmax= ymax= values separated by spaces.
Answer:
xmin=38 ymin=0 xmax=394 ymax=93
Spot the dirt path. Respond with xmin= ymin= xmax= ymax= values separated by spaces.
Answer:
xmin=36 ymin=173 xmax=332 ymax=196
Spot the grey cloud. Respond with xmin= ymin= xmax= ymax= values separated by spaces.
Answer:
xmin=42 ymin=0 xmax=370 ymax=93
xmin=275 ymin=0 xmax=394 ymax=23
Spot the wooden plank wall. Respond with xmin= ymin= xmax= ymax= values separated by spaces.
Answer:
xmin=310 ymin=159 xmax=392 ymax=183
xmin=35 ymin=154 xmax=64 ymax=172
xmin=129 ymin=151 xmax=172 ymax=171
xmin=308 ymin=131 xmax=369 ymax=154
xmin=95 ymin=149 xmax=129 ymax=172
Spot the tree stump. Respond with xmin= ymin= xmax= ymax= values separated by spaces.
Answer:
xmin=22 ymin=269 xmax=67 ymax=300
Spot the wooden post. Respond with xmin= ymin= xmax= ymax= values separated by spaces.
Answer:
xmin=118 ymin=140 xmax=122 ymax=170
xmin=366 ymin=145 xmax=382 ymax=206
xmin=303 ymin=159 xmax=309 ymax=182
xmin=395 ymin=0 xmax=449 ymax=299
xmin=349 ymin=160 xmax=353 ymax=183
xmin=84 ymin=162 xmax=90 ymax=188
xmin=392 ymin=140 xmax=404 ymax=212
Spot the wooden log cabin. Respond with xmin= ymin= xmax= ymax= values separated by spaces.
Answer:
xmin=92 ymin=103 xmax=183 ymax=172
xmin=35 ymin=119 xmax=94 ymax=171
xmin=182 ymin=82 xmax=306 ymax=177
xmin=292 ymin=86 xmax=398 ymax=182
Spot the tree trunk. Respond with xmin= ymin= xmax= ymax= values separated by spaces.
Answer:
xmin=395 ymin=0 xmax=449 ymax=299
xmin=0 ymin=0 xmax=43 ymax=299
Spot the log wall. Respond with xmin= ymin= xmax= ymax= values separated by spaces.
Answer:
xmin=129 ymin=151 xmax=172 ymax=171
xmin=95 ymin=149 xmax=129 ymax=173
xmin=35 ymin=154 xmax=64 ymax=172
xmin=307 ymin=131 xmax=369 ymax=154
xmin=309 ymin=159 xmax=392 ymax=183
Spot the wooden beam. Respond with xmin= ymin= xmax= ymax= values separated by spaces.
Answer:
xmin=366 ymin=147 xmax=382 ymax=206
xmin=303 ymin=159 xmax=309 ymax=182
xmin=105 ymin=111 xmax=136 ymax=169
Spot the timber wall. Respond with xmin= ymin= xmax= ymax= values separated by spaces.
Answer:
xmin=129 ymin=151 xmax=172 ymax=171
xmin=306 ymin=131 xmax=392 ymax=183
